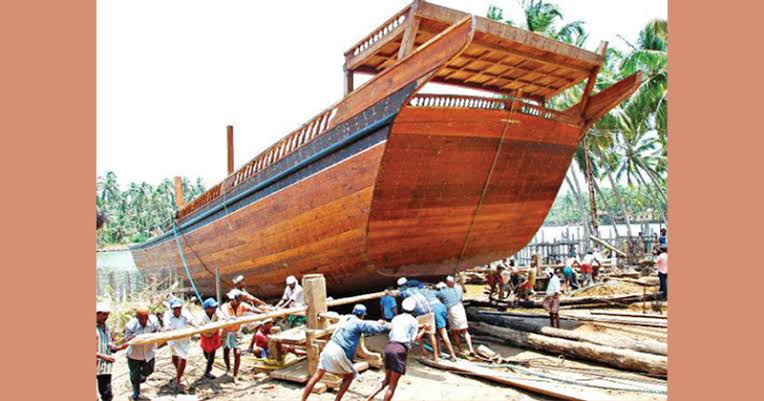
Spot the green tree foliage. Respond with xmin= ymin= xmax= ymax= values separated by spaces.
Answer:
xmin=96 ymin=171 xmax=205 ymax=247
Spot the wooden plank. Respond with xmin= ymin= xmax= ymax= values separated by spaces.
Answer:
xmin=270 ymin=359 xmax=310 ymax=383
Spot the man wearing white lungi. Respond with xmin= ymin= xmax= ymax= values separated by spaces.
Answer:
xmin=302 ymin=304 xmax=390 ymax=401
xmin=437 ymin=275 xmax=475 ymax=356
xmin=164 ymin=299 xmax=194 ymax=392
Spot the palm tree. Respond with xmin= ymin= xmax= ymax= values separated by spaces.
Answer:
xmin=488 ymin=1 xmax=587 ymax=46
xmin=620 ymin=19 xmax=668 ymax=144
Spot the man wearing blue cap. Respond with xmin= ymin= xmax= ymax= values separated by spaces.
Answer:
xmin=196 ymin=298 xmax=224 ymax=379
xmin=302 ymin=304 xmax=390 ymax=401
xmin=164 ymin=299 xmax=194 ymax=391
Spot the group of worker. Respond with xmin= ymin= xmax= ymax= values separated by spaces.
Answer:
xmin=96 ymin=274 xmax=304 ymax=401
xmin=301 ymin=274 xmax=473 ymax=401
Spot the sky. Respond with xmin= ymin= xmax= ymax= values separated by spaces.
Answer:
xmin=97 ymin=0 xmax=667 ymax=189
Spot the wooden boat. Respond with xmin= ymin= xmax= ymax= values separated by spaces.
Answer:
xmin=130 ymin=1 xmax=641 ymax=298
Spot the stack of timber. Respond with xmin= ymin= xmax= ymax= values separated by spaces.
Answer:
xmin=467 ymin=293 xmax=660 ymax=310
xmin=469 ymin=321 xmax=667 ymax=377
xmin=469 ymin=311 xmax=666 ymax=356
xmin=420 ymin=358 xmax=666 ymax=401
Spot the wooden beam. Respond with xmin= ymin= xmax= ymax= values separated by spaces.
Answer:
xmin=591 ymin=234 xmax=626 ymax=256
xmin=578 ymin=41 xmax=608 ymax=116
xmin=304 ymin=274 xmax=328 ymax=331
xmin=173 ymin=176 xmax=186 ymax=209
xmin=226 ymin=125 xmax=234 ymax=175
xmin=303 ymin=274 xmax=327 ymax=376
xmin=397 ymin=1 xmax=421 ymax=60
xmin=343 ymin=66 xmax=354 ymax=95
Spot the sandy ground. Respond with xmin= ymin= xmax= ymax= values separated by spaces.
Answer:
xmin=107 ymin=333 xmax=555 ymax=401
xmin=104 ymin=283 xmax=667 ymax=401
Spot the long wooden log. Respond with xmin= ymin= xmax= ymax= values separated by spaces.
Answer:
xmin=470 ymin=313 xmax=666 ymax=356
xmin=590 ymin=235 xmax=626 ymax=256
xmin=590 ymin=311 xmax=667 ymax=320
xmin=475 ymin=309 xmax=667 ymax=328
xmin=470 ymin=322 xmax=667 ymax=376
xmin=514 ymin=293 xmax=658 ymax=308
xmin=128 ymin=291 xmax=386 ymax=345
xmin=418 ymin=358 xmax=599 ymax=401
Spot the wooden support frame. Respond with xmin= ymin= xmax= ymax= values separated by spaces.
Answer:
xmin=343 ymin=65 xmax=354 ymax=95
xmin=266 ymin=274 xmax=386 ymax=390
xmin=397 ymin=0 xmax=421 ymax=60
xmin=578 ymin=41 xmax=608 ymax=115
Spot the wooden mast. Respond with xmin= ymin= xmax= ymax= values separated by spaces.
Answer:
xmin=173 ymin=176 xmax=186 ymax=209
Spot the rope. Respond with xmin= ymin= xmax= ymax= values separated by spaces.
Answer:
xmin=455 ymin=94 xmax=520 ymax=271
xmin=172 ymin=223 xmax=203 ymax=301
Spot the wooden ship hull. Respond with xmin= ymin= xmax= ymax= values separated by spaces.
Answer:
xmin=130 ymin=2 xmax=641 ymax=298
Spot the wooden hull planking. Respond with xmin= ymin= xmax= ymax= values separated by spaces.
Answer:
xmin=130 ymin=13 xmax=641 ymax=299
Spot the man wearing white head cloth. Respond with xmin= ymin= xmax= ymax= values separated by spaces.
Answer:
xmin=302 ymin=304 xmax=390 ymax=401
xmin=437 ymin=275 xmax=475 ymax=356
xmin=367 ymin=297 xmax=427 ymax=401
xmin=232 ymin=274 xmax=268 ymax=307
xmin=276 ymin=275 xmax=306 ymax=327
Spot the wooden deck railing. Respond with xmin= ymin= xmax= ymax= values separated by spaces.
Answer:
xmin=344 ymin=6 xmax=410 ymax=60
xmin=408 ymin=94 xmax=581 ymax=126
xmin=177 ymin=107 xmax=338 ymax=220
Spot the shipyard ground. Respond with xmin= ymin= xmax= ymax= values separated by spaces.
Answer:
xmin=105 ymin=282 xmax=667 ymax=401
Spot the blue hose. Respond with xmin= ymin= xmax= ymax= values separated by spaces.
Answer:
xmin=172 ymin=224 xmax=203 ymax=301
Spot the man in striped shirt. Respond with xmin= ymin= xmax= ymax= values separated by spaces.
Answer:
xmin=97 ymin=302 xmax=126 ymax=401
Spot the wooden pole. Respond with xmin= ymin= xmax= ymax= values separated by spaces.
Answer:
xmin=96 ymin=268 xmax=102 ymax=297
xmin=227 ymin=125 xmax=234 ymax=175
xmin=129 ymin=287 xmax=385 ymax=346
xmin=173 ymin=176 xmax=186 ymax=209
xmin=215 ymin=266 xmax=221 ymax=306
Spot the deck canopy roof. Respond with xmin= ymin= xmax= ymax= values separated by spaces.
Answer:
xmin=343 ymin=1 xmax=605 ymax=101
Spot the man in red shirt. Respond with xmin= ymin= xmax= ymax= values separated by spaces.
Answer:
xmin=248 ymin=319 xmax=273 ymax=358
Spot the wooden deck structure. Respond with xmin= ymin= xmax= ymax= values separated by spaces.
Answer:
xmin=130 ymin=1 xmax=641 ymax=298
